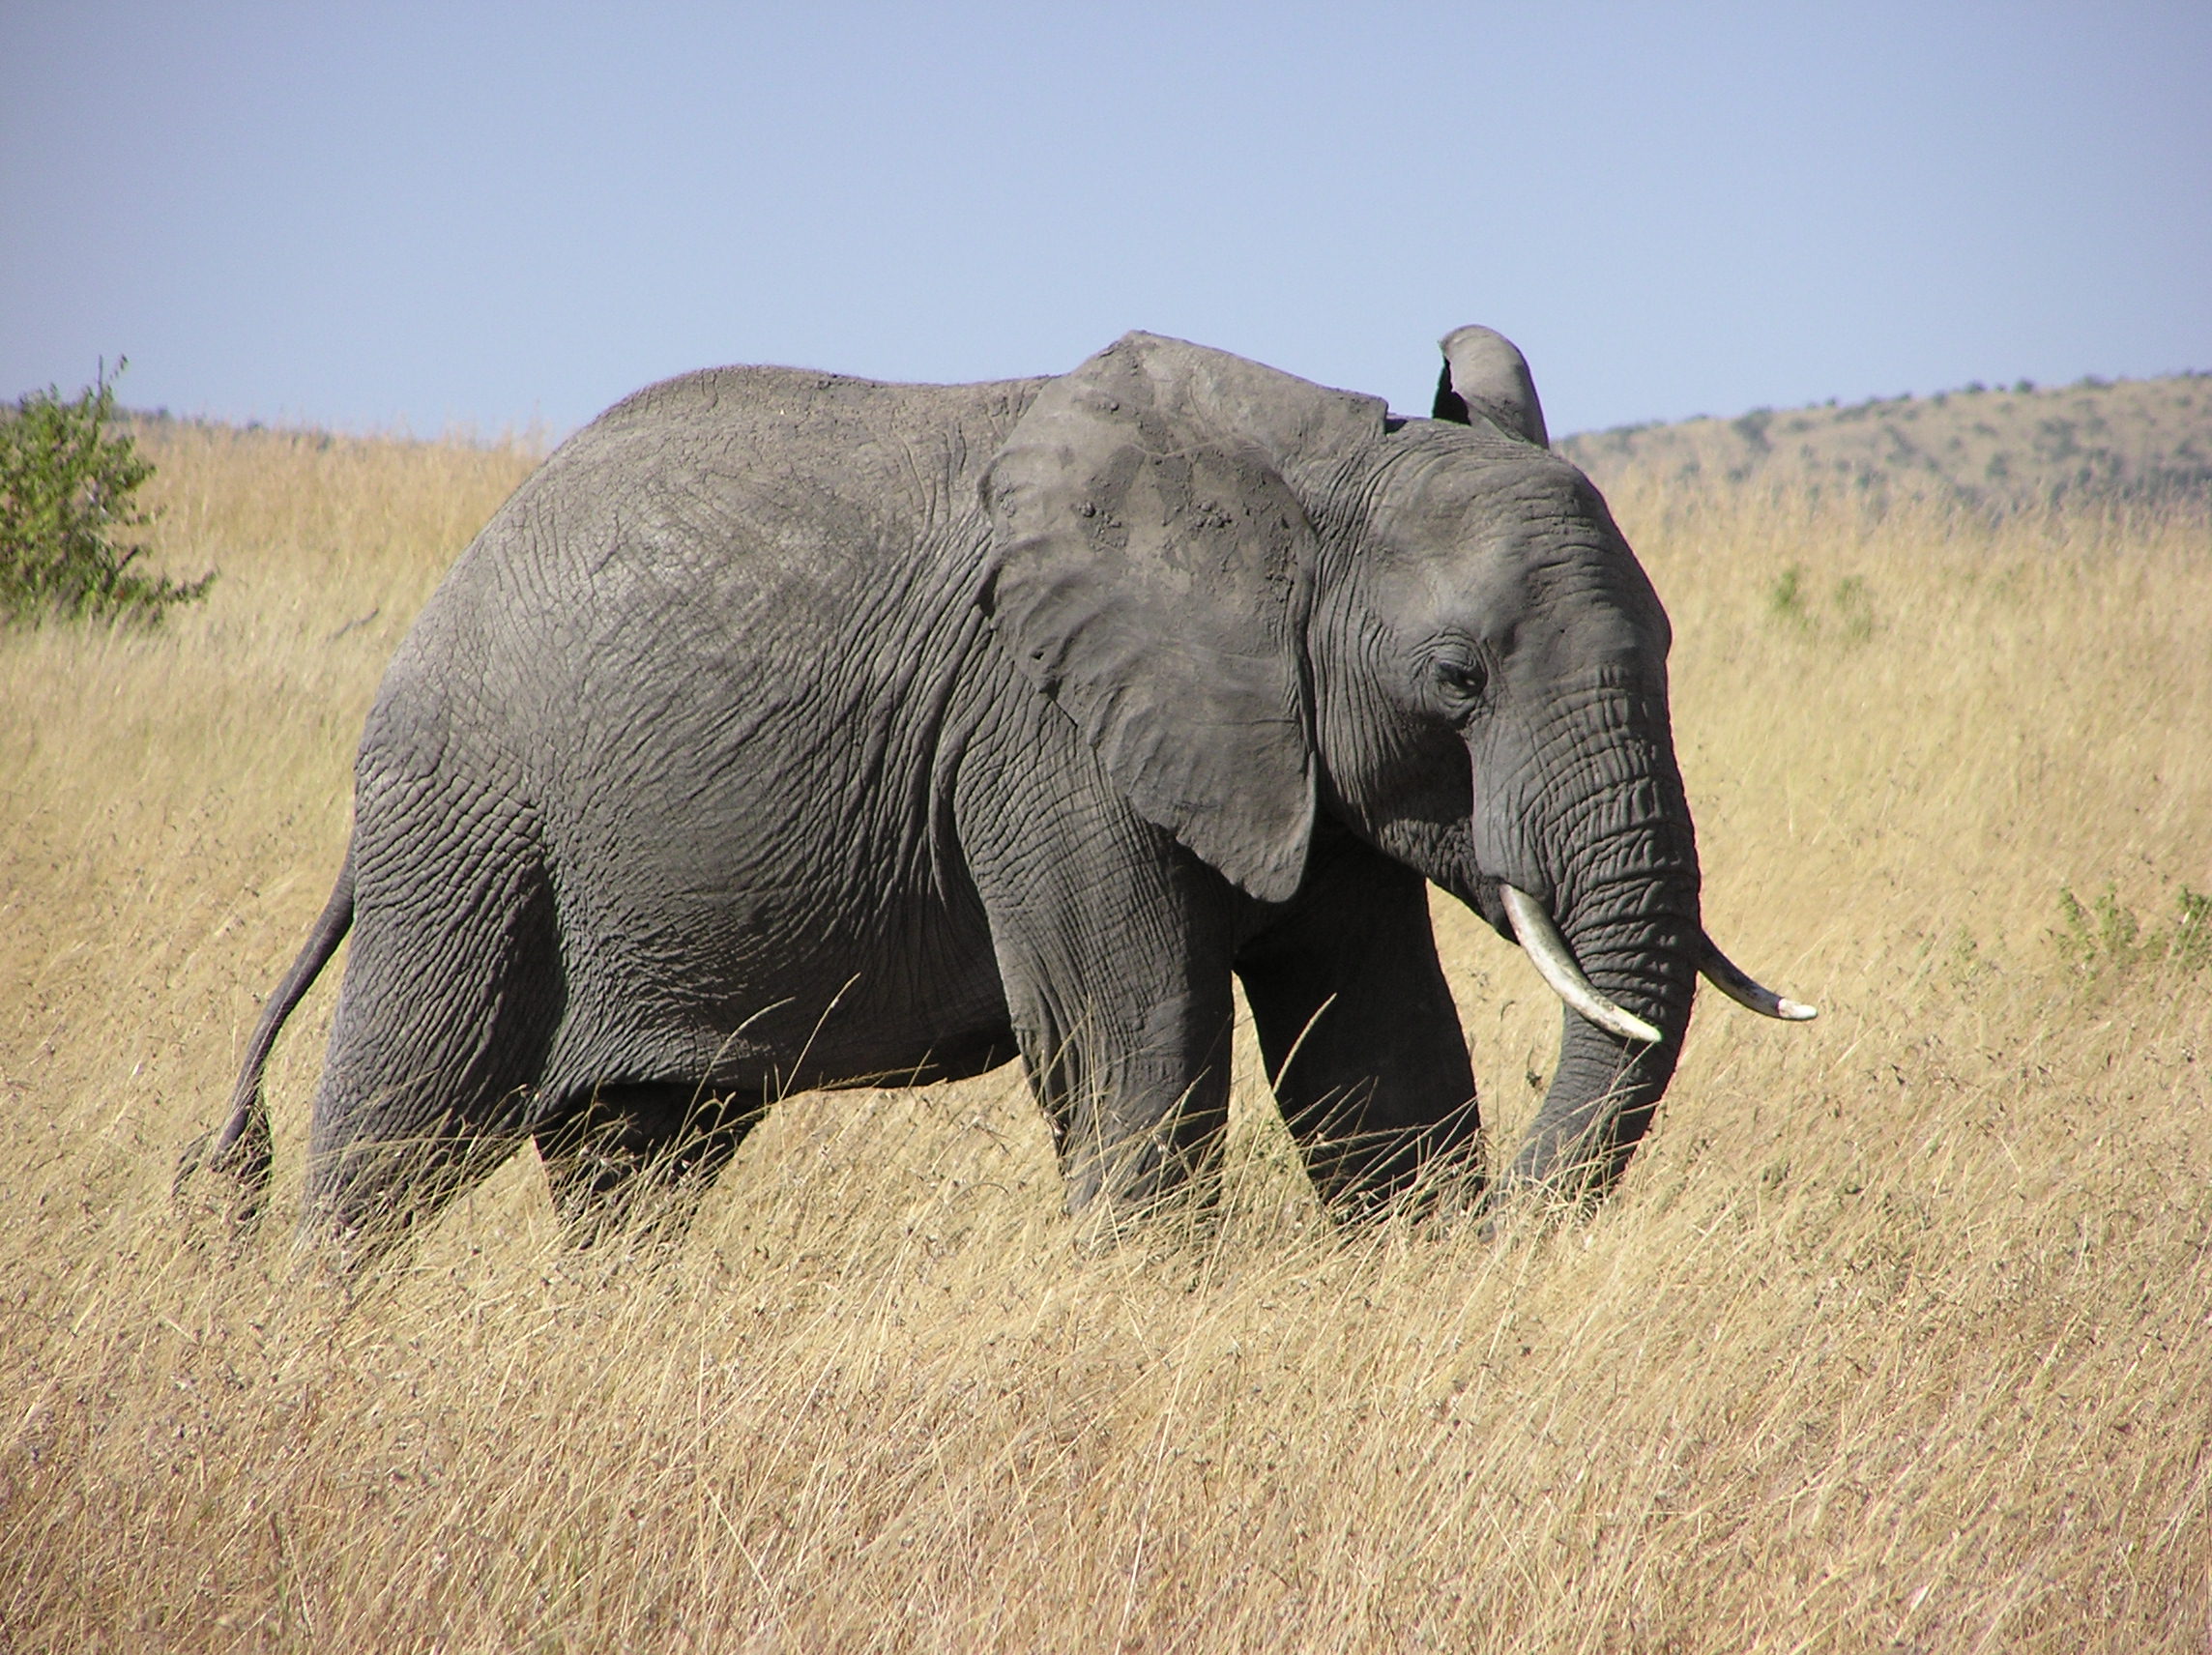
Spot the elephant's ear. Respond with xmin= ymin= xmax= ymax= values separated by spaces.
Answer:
xmin=1431 ymin=325 xmax=1550 ymax=447
xmin=981 ymin=333 xmax=1378 ymax=903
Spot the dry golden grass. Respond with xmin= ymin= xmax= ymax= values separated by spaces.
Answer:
xmin=3 ymin=420 xmax=2207 ymax=1651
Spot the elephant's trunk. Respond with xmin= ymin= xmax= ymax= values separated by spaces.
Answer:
xmin=1500 ymin=886 xmax=1663 ymax=1046
xmin=1487 ymin=710 xmax=1703 ymax=1204
xmin=1501 ymin=875 xmax=1701 ymax=1201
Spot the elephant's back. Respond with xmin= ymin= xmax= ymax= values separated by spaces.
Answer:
xmin=538 ymin=364 xmax=1047 ymax=558
xmin=451 ymin=367 xmax=1036 ymax=615
xmin=580 ymin=363 xmax=1046 ymax=462
xmin=364 ymin=362 xmax=1044 ymax=915
xmin=391 ymin=365 xmax=1044 ymax=747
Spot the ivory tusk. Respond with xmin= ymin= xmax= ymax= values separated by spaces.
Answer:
xmin=1697 ymin=935 xmax=1819 ymax=1021
xmin=1500 ymin=885 xmax=1665 ymax=1046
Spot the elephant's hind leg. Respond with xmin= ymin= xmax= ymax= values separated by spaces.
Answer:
xmin=302 ymin=807 xmax=564 ymax=1262
xmin=533 ymin=1083 xmax=762 ymax=1246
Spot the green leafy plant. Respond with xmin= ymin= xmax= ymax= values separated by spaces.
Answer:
xmin=1767 ymin=564 xmax=1808 ymax=624
xmin=1832 ymin=573 xmax=1873 ymax=642
xmin=1730 ymin=407 xmax=1774 ymax=450
xmin=2055 ymin=883 xmax=2212 ymax=977
xmin=1768 ymin=565 xmax=1875 ymax=642
xmin=0 ymin=360 xmax=212 ymax=624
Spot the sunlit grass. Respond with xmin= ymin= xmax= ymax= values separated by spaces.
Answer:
xmin=3 ymin=422 xmax=2205 ymax=1650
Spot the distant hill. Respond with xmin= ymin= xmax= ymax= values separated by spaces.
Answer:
xmin=1558 ymin=372 xmax=2212 ymax=511
xmin=95 ymin=371 xmax=2212 ymax=515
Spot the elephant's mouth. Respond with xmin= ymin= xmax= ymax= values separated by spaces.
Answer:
xmin=1499 ymin=883 xmax=1817 ymax=1036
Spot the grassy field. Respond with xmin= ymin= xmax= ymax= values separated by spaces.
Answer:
xmin=2 ymin=416 xmax=2207 ymax=1651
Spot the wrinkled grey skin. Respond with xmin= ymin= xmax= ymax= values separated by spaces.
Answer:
xmin=187 ymin=328 xmax=1705 ymax=1256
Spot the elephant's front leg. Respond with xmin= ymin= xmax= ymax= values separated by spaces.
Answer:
xmin=1236 ymin=839 xmax=1484 ymax=1215
xmin=966 ymin=800 xmax=1238 ymax=1223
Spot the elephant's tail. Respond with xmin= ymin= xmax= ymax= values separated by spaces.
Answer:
xmin=176 ymin=851 xmax=356 ymax=1218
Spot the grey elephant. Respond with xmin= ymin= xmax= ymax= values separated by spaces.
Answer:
xmin=186 ymin=325 xmax=1811 ymax=1256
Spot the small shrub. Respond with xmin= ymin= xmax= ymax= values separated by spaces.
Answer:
xmin=2172 ymin=886 xmax=2212 ymax=971
xmin=1832 ymin=574 xmax=1874 ymax=642
xmin=1768 ymin=564 xmax=1808 ymax=624
xmin=1768 ymin=565 xmax=1874 ymax=642
xmin=0 ymin=360 xmax=213 ymax=625
xmin=2055 ymin=883 xmax=2212 ymax=977
xmin=1730 ymin=408 xmax=1774 ymax=450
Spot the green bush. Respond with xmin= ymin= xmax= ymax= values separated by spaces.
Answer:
xmin=2055 ymin=883 xmax=2212 ymax=978
xmin=1767 ymin=563 xmax=1808 ymax=624
xmin=0 ymin=360 xmax=213 ymax=625
xmin=1767 ymin=564 xmax=1875 ymax=643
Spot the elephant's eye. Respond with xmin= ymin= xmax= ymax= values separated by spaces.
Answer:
xmin=1435 ymin=656 xmax=1489 ymax=709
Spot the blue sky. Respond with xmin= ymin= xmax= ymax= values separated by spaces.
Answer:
xmin=4 ymin=2 xmax=2207 ymax=439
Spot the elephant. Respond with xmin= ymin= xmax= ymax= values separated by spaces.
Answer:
xmin=183 ymin=325 xmax=1813 ymax=1258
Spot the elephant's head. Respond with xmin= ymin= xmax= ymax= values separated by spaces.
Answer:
xmin=982 ymin=329 xmax=1811 ymax=1202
